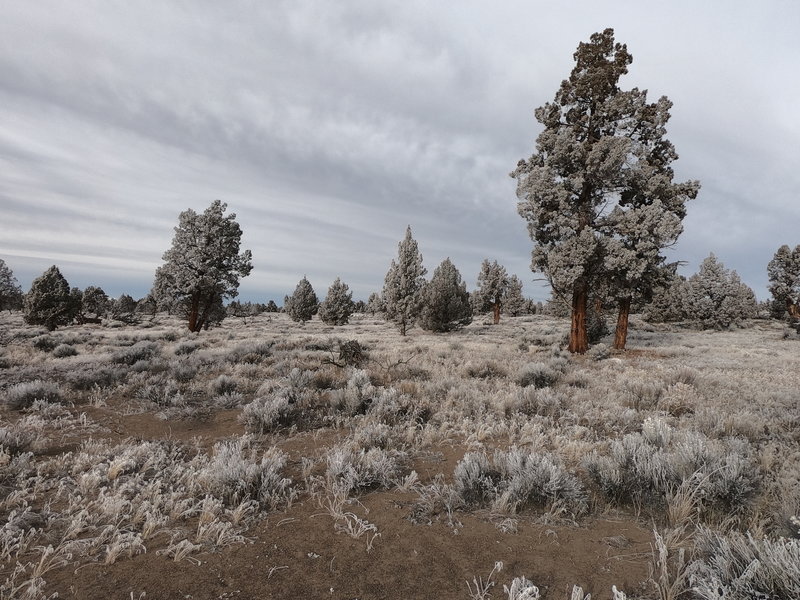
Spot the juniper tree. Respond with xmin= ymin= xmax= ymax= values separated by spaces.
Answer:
xmin=81 ymin=286 xmax=109 ymax=320
xmin=286 ymin=276 xmax=318 ymax=323
xmin=503 ymin=275 xmax=527 ymax=317
xmin=383 ymin=226 xmax=426 ymax=335
xmin=24 ymin=266 xmax=76 ymax=330
xmin=684 ymin=254 xmax=756 ymax=329
xmin=318 ymin=278 xmax=355 ymax=326
xmin=512 ymin=28 xmax=699 ymax=353
xmin=0 ymin=259 xmax=23 ymax=312
xmin=767 ymin=244 xmax=800 ymax=318
xmin=419 ymin=258 xmax=472 ymax=332
xmin=365 ymin=292 xmax=384 ymax=316
xmin=152 ymin=200 xmax=252 ymax=332
xmin=474 ymin=259 xmax=509 ymax=324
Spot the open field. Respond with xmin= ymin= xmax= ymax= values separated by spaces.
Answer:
xmin=0 ymin=311 xmax=798 ymax=599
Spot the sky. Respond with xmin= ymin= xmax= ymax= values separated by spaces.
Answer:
xmin=1 ymin=1 xmax=798 ymax=303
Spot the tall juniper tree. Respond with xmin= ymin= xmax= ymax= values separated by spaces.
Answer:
xmin=286 ymin=276 xmax=319 ymax=323
xmin=419 ymin=258 xmax=472 ymax=332
xmin=512 ymin=28 xmax=699 ymax=353
xmin=0 ymin=259 xmax=23 ymax=312
xmin=318 ymin=278 xmax=355 ymax=326
xmin=153 ymin=200 xmax=252 ymax=332
xmin=24 ymin=266 xmax=76 ymax=330
xmin=474 ymin=259 xmax=509 ymax=324
xmin=383 ymin=226 xmax=426 ymax=335
xmin=767 ymin=244 xmax=800 ymax=318
xmin=503 ymin=275 xmax=527 ymax=317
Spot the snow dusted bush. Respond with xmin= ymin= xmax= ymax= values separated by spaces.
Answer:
xmin=585 ymin=418 xmax=761 ymax=515
xmin=325 ymin=445 xmax=405 ymax=495
xmin=454 ymin=448 xmax=586 ymax=515
xmin=52 ymin=343 xmax=77 ymax=358
xmin=209 ymin=374 xmax=238 ymax=396
xmin=112 ymin=340 xmax=159 ymax=365
xmin=332 ymin=369 xmax=375 ymax=415
xmin=515 ymin=362 xmax=560 ymax=388
xmin=689 ymin=526 xmax=800 ymax=599
xmin=3 ymin=381 xmax=62 ymax=410
xmin=240 ymin=394 xmax=292 ymax=433
xmin=198 ymin=437 xmax=292 ymax=508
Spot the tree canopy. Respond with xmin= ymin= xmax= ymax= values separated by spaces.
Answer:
xmin=152 ymin=200 xmax=252 ymax=332
xmin=0 ymin=259 xmax=23 ymax=312
xmin=383 ymin=226 xmax=427 ymax=335
xmin=24 ymin=266 xmax=76 ymax=330
xmin=512 ymin=28 xmax=699 ymax=352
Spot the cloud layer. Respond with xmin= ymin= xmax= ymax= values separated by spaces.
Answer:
xmin=1 ymin=1 xmax=798 ymax=302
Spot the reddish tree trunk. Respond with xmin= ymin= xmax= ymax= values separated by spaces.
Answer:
xmin=187 ymin=294 xmax=200 ymax=332
xmin=613 ymin=297 xmax=632 ymax=350
xmin=568 ymin=284 xmax=588 ymax=354
xmin=493 ymin=302 xmax=500 ymax=325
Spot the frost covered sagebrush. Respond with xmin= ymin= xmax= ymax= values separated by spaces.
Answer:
xmin=585 ymin=418 xmax=761 ymax=515
xmin=454 ymin=448 xmax=586 ymax=516
xmin=3 ymin=381 xmax=62 ymax=410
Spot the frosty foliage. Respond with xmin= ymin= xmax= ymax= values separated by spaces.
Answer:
xmin=689 ymin=527 xmax=800 ymax=599
xmin=512 ymin=28 xmax=698 ymax=352
xmin=767 ymin=244 xmax=800 ymax=318
xmin=382 ymin=226 xmax=427 ymax=335
xmin=317 ymin=278 xmax=355 ymax=326
xmin=0 ymin=259 xmax=23 ymax=312
xmin=585 ymin=418 xmax=760 ymax=515
xmin=80 ymin=286 xmax=109 ymax=320
xmin=503 ymin=275 xmax=527 ymax=317
xmin=454 ymin=448 xmax=586 ymax=515
xmin=473 ymin=259 xmax=509 ymax=323
xmin=419 ymin=258 xmax=472 ymax=332
xmin=23 ymin=266 xmax=77 ymax=331
xmin=285 ymin=276 xmax=319 ymax=323
xmin=683 ymin=254 xmax=757 ymax=329
xmin=152 ymin=200 xmax=252 ymax=332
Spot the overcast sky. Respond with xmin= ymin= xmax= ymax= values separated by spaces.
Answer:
xmin=1 ymin=1 xmax=798 ymax=303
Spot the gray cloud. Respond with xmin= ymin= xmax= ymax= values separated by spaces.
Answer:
xmin=1 ymin=1 xmax=797 ymax=303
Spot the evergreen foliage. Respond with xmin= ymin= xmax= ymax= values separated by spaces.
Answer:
xmin=0 ymin=259 xmax=23 ymax=312
xmin=81 ymin=286 xmax=109 ymax=320
xmin=474 ymin=259 xmax=509 ymax=324
xmin=152 ymin=200 xmax=252 ymax=332
xmin=23 ymin=265 xmax=76 ymax=331
xmin=503 ymin=275 xmax=527 ymax=317
xmin=512 ymin=28 xmax=699 ymax=352
xmin=286 ymin=276 xmax=319 ymax=323
xmin=365 ymin=292 xmax=384 ymax=315
xmin=419 ymin=258 xmax=472 ymax=332
xmin=767 ymin=244 xmax=800 ymax=318
xmin=318 ymin=278 xmax=355 ymax=326
xmin=382 ymin=226 xmax=427 ymax=335
xmin=684 ymin=254 xmax=756 ymax=329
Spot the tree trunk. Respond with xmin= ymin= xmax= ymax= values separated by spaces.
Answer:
xmin=493 ymin=302 xmax=500 ymax=325
xmin=187 ymin=294 xmax=200 ymax=332
xmin=613 ymin=297 xmax=632 ymax=350
xmin=568 ymin=284 xmax=588 ymax=354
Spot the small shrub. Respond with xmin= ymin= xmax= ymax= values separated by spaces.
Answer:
xmin=689 ymin=526 xmax=800 ymax=599
xmin=67 ymin=365 xmax=126 ymax=390
xmin=586 ymin=343 xmax=610 ymax=361
xmin=240 ymin=394 xmax=293 ymax=433
xmin=515 ymin=363 xmax=560 ymax=388
xmin=112 ymin=340 xmax=159 ymax=365
xmin=227 ymin=341 xmax=273 ymax=364
xmin=3 ymin=381 xmax=62 ymax=410
xmin=32 ymin=335 xmax=58 ymax=352
xmin=52 ymin=343 xmax=78 ymax=358
xmin=174 ymin=340 xmax=202 ymax=355
xmin=465 ymin=361 xmax=508 ymax=379
xmin=210 ymin=375 xmax=238 ymax=396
